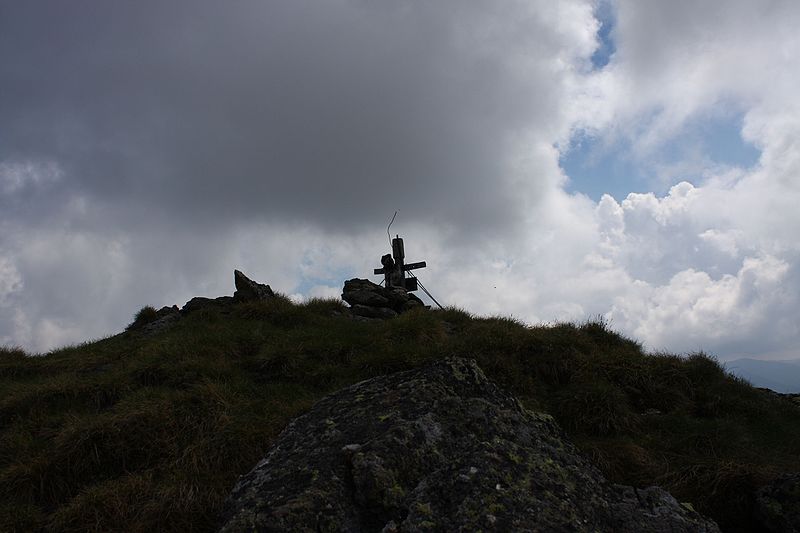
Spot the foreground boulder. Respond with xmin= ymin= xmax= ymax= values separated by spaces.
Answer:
xmin=219 ymin=358 xmax=719 ymax=532
xmin=342 ymin=278 xmax=424 ymax=319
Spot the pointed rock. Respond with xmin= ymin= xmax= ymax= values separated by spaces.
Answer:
xmin=233 ymin=270 xmax=274 ymax=302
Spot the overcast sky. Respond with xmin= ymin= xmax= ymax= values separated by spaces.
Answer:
xmin=1 ymin=0 xmax=798 ymax=360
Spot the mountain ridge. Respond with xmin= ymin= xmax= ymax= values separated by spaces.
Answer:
xmin=726 ymin=357 xmax=800 ymax=394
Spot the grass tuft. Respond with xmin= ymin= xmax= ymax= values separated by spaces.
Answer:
xmin=127 ymin=306 xmax=159 ymax=331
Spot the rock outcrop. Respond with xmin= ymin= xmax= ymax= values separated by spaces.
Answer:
xmin=219 ymin=358 xmax=719 ymax=532
xmin=181 ymin=271 xmax=274 ymax=315
xmin=341 ymin=278 xmax=425 ymax=319
xmin=233 ymin=269 xmax=275 ymax=302
xmin=181 ymin=296 xmax=235 ymax=315
xmin=128 ymin=270 xmax=276 ymax=337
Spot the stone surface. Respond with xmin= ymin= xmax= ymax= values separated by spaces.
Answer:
xmin=233 ymin=269 xmax=275 ymax=302
xmin=341 ymin=278 xmax=425 ymax=319
xmin=755 ymin=473 xmax=800 ymax=532
xmin=219 ymin=358 xmax=719 ymax=533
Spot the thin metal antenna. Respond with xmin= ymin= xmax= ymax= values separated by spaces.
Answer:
xmin=387 ymin=210 xmax=398 ymax=247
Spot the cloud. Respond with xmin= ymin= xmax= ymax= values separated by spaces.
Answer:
xmin=609 ymin=255 xmax=795 ymax=354
xmin=0 ymin=257 xmax=23 ymax=306
xmin=0 ymin=161 xmax=63 ymax=195
xmin=0 ymin=0 xmax=597 ymax=237
xmin=1 ymin=0 xmax=799 ymax=364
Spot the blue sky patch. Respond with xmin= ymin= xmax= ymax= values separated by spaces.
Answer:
xmin=591 ymin=0 xmax=616 ymax=69
xmin=560 ymin=112 xmax=761 ymax=202
xmin=295 ymin=268 xmax=354 ymax=296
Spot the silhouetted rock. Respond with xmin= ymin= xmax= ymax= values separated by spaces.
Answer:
xmin=180 ymin=271 xmax=274 ymax=314
xmin=342 ymin=278 xmax=424 ymax=319
xmin=181 ymin=296 xmax=234 ymax=315
xmin=755 ymin=473 xmax=800 ymax=532
xmin=219 ymin=358 xmax=720 ymax=532
xmin=343 ymin=279 xmax=391 ymax=307
xmin=233 ymin=270 xmax=275 ymax=302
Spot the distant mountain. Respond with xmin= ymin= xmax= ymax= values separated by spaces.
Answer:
xmin=725 ymin=358 xmax=800 ymax=393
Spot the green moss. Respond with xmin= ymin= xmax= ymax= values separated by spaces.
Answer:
xmin=487 ymin=503 xmax=505 ymax=514
xmin=414 ymin=501 xmax=433 ymax=517
xmin=388 ymin=483 xmax=406 ymax=500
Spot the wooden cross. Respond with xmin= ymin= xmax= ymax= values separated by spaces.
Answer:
xmin=373 ymin=235 xmax=426 ymax=291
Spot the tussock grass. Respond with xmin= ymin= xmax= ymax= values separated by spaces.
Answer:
xmin=1 ymin=308 xmax=798 ymax=532
xmin=126 ymin=305 xmax=159 ymax=331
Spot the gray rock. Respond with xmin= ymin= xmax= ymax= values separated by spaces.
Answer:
xmin=342 ymin=278 xmax=426 ymax=318
xmin=755 ymin=473 xmax=800 ymax=532
xmin=233 ymin=270 xmax=275 ymax=302
xmin=342 ymin=279 xmax=387 ymax=306
xmin=346 ymin=290 xmax=391 ymax=308
xmin=219 ymin=358 xmax=719 ymax=533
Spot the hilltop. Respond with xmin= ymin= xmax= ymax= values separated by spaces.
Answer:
xmin=1 ymin=274 xmax=799 ymax=532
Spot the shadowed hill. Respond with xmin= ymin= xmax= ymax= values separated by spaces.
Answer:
xmin=1 ymin=295 xmax=799 ymax=532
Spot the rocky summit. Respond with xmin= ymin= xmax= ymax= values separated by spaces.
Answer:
xmin=219 ymin=358 xmax=720 ymax=532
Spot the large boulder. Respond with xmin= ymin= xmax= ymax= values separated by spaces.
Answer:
xmin=342 ymin=278 xmax=424 ymax=319
xmin=342 ymin=279 xmax=391 ymax=308
xmin=233 ymin=269 xmax=275 ymax=302
xmin=219 ymin=358 xmax=719 ymax=532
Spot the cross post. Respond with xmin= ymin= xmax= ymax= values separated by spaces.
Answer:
xmin=373 ymin=235 xmax=426 ymax=291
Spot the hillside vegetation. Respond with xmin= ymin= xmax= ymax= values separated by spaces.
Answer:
xmin=1 ymin=296 xmax=799 ymax=532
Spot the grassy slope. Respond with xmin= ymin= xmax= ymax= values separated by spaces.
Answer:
xmin=1 ymin=297 xmax=799 ymax=532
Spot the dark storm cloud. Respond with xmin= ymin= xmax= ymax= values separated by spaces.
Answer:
xmin=0 ymin=1 xmax=565 ymax=235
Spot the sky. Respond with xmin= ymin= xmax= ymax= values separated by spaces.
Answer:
xmin=1 ymin=0 xmax=799 ymax=361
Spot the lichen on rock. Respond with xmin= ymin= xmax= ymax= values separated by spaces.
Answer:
xmin=219 ymin=358 xmax=720 ymax=532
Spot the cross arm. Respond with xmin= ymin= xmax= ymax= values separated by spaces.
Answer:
xmin=403 ymin=261 xmax=426 ymax=271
